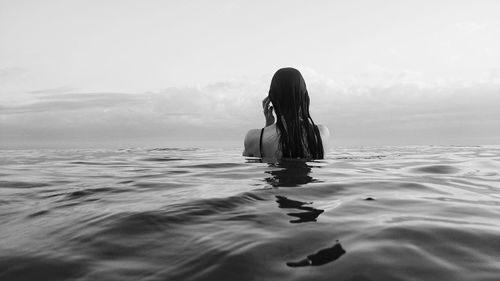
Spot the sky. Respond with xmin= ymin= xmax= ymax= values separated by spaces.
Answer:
xmin=1 ymin=0 xmax=499 ymax=149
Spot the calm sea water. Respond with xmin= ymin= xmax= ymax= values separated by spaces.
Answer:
xmin=1 ymin=146 xmax=500 ymax=281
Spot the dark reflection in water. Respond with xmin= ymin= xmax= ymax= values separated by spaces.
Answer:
xmin=287 ymin=241 xmax=346 ymax=267
xmin=275 ymin=196 xmax=324 ymax=223
xmin=266 ymin=160 xmax=345 ymax=267
xmin=275 ymin=195 xmax=312 ymax=208
xmin=264 ymin=160 xmax=318 ymax=187
xmin=287 ymin=209 xmax=324 ymax=224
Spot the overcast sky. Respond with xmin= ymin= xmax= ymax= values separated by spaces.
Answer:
xmin=1 ymin=0 xmax=499 ymax=149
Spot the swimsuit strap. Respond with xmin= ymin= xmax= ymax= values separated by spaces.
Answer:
xmin=259 ymin=128 xmax=265 ymax=157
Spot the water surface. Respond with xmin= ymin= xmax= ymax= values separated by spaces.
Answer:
xmin=1 ymin=146 xmax=500 ymax=281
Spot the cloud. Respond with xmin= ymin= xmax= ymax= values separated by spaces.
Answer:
xmin=485 ymin=68 xmax=500 ymax=83
xmin=0 ymin=81 xmax=266 ymax=148
xmin=28 ymin=87 xmax=76 ymax=95
xmin=0 ymin=67 xmax=28 ymax=78
xmin=316 ymin=80 xmax=500 ymax=146
xmin=455 ymin=22 xmax=484 ymax=33
xmin=1 ymin=92 xmax=143 ymax=114
xmin=1 ymin=72 xmax=500 ymax=148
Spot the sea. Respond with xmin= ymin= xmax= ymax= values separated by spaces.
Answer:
xmin=1 ymin=145 xmax=499 ymax=281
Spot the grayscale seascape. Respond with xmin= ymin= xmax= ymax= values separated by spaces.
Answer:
xmin=2 ymin=1 xmax=500 ymax=280
xmin=1 ymin=146 xmax=499 ymax=281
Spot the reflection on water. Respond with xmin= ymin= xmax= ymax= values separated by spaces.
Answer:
xmin=275 ymin=195 xmax=324 ymax=223
xmin=287 ymin=241 xmax=346 ymax=267
xmin=268 ymin=161 xmax=344 ymax=267
xmin=264 ymin=160 xmax=318 ymax=187
xmin=1 ymin=146 xmax=500 ymax=281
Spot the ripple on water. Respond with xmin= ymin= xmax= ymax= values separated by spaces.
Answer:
xmin=0 ymin=180 xmax=51 ymax=189
xmin=141 ymin=157 xmax=185 ymax=162
xmin=73 ymin=191 xmax=269 ymax=241
xmin=181 ymin=163 xmax=247 ymax=169
xmin=26 ymin=210 xmax=51 ymax=218
xmin=411 ymin=165 xmax=460 ymax=174
xmin=69 ymin=187 xmax=116 ymax=198
xmin=1 ymin=146 xmax=500 ymax=281
xmin=0 ymin=254 xmax=87 ymax=281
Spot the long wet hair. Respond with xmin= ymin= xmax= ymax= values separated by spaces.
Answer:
xmin=268 ymin=67 xmax=324 ymax=159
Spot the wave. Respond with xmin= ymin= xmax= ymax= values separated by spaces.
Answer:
xmin=0 ymin=180 xmax=51 ymax=189
xmin=411 ymin=165 xmax=460 ymax=174
xmin=1 ymin=146 xmax=500 ymax=280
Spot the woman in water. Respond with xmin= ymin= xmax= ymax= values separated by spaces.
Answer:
xmin=243 ymin=67 xmax=329 ymax=160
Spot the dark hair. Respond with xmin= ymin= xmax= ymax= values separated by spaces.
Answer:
xmin=268 ymin=67 xmax=324 ymax=159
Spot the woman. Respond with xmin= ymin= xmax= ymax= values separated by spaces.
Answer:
xmin=243 ymin=67 xmax=329 ymax=160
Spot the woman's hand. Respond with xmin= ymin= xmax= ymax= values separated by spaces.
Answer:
xmin=262 ymin=96 xmax=275 ymax=127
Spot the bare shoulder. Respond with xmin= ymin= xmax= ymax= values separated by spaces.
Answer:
xmin=316 ymin=124 xmax=330 ymax=139
xmin=243 ymin=128 xmax=261 ymax=156
xmin=316 ymin=124 xmax=330 ymax=151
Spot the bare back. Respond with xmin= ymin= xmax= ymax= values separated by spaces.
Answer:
xmin=243 ymin=124 xmax=330 ymax=160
